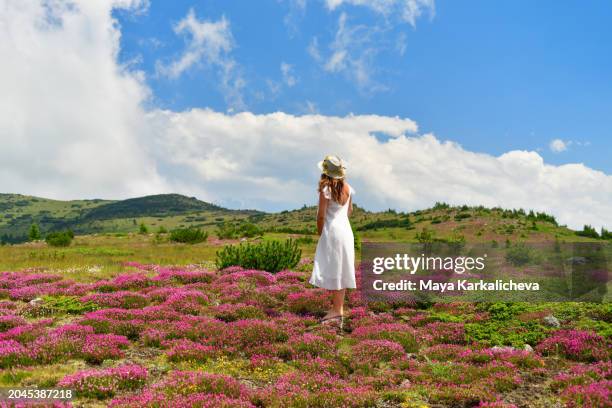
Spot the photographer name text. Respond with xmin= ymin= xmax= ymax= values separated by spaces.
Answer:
xmin=372 ymin=279 xmax=540 ymax=292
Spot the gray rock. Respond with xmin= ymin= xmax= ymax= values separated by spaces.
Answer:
xmin=543 ymin=314 xmax=561 ymax=328
xmin=523 ymin=344 xmax=534 ymax=352
xmin=29 ymin=297 xmax=43 ymax=305
xmin=566 ymin=256 xmax=586 ymax=265
xmin=491 ymin=346 xmax=515 ymax=352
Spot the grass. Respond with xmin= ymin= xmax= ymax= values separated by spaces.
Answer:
xmin=0 ymin=233 xmax=318 ymax=280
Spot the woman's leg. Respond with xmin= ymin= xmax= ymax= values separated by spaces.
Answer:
xmin=323 ymin=289 xmax=345 ymax=317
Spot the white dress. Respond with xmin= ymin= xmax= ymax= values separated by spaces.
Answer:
xmin=310 ymin=185 xmax=356 ymax=290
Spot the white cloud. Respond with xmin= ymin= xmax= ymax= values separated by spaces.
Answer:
xmin=156 ymin=9 xmax=245 ymax=110
xmin=148 ymin=110 xmax=612 ymax=229
xmin=318 ymin=13 xmax=386 ymax=92
xmin=311 ymin=0 xmax=434 ymax=93
xmin=280 ymin=0 xmax=308 ymax=36
xmin=307 ymin=37 xmax=322 ymax=61
xmin=1 ymin=0 xmax=611 ymax=231
xmin=280 ymin=62 xmax=298 ymax=87
xmin=0 ymin=0 xmax=169 ymax=200
xmin=396 ymin=32 xmax=407 ymax=55
xmin=550 ymin=138 xmax=570 ymax=153
xmin=324 ymin=0 xmax=435 ymax=28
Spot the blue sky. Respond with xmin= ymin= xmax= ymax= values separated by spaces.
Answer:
xmin=2 ymin=0 xmax=611 ymax=228
xmin=115 ymin=0 xmax=612 ymax=173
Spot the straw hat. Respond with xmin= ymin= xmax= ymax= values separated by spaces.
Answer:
xmin=317 ymin=155 xmax=346 ymax=179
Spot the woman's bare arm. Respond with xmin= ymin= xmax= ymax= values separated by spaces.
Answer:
xmin=347 ymin=195 xmax=353 ymax=217
xmin=317 ymin=191 xmax=328 ymax=235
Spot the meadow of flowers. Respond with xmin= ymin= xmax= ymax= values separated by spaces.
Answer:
xmin=0 ymin=261 xmax=609 ymax=407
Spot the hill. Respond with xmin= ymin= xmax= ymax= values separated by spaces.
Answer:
xmin=0 ymin=193 xmax=259 ymax=243
xmin=1 ymin=193 xmax=606 ymax=245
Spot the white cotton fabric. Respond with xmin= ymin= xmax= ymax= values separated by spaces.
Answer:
xmin=310 ymin=185 xmax=356 ymax=290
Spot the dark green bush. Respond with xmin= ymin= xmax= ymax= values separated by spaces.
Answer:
xmin=170 ymin=227 xmax=208 ymax=244
xmin=217 ymin=222 xmax=262 ymax=239
xmin=505 ymin=242 xmax=533 ymax=266
xmin=216 ymin=239 xmax=301 ymax=273
xmin=45 ymin=230 xmax=74 ymax=247
xmin=28 ymin=224 xmax=41 ymax=241
xmin=356 ymin=217 xmax=410 ymax=231
xmin=295 ymin=235 xmax=314 ymax=245
xmin=601 ymin=228 xmax=612 ymax=240
xmin=576 ymin=225 xmax=599 ymax=239
xmin=454 ymin=212 xmax=471 ymax=221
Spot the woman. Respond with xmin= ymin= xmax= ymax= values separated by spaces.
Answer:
xmin=309 ymin=155 xmax=356 ymax=327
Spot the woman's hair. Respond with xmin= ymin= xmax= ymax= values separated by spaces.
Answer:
xmin=318 ymin=174 xmax=347 ymax=204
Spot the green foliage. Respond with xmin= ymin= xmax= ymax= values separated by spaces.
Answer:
xmin=157 ymin=226 xmax=167 ymax=233
xmin=28 ymin=224 xmax=41 ymax=241
xmin=169 ymin=227 xmax=208 ymax=244
xmin=352 ymin=225 xmax=361 ymax=250
xmin=294 ymin=235 xmax=314 ymax=245
xmin=464 ymin=303 xmax=552 ymax=347
xmin=25 ymin=295 xmax=100 ymax=317
xmin=433 ymin=202 xmax=450 ymax=210
xmin=415 ymin=227 xmax=434 ymax=243
xmin=216 ymin=222 xmax=262 ymax=239
xmin=526 ymin=210 xmax=557 ymax=225
xmin=356 ymin=216 xmax=410 ymax=231
xmin=454 ymin=212 xmax=471 ymax=221
xmin=505 ymin=242 xmax=532 ymax=266
xmin=45 ymin=230 xmax=74 ymax=247
xmin=138 ymin=223 xmax=148 ymax=234
xmin=216 ymin=239 xmax=301 ymax=273
xmin=600 ymin=227 xmax=612 ymax=240
xmin=576 ymin=225 xmax=599 ymax=239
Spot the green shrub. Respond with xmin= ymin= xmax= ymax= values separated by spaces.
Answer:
xmin=29 ymin=224 xmax=41 ymax=241
xmin=138 ymin=223 xmax=148 ymax=234
xmin=454 ymin=212 xmax=471 ymax=221
xmin=217 ymin=222 xmax=262 ymax=239
xmin=352 ymin=225 xmax=361 ymax=250
xmin=216 ymin=239 xmax=301 ymax=273
xmin=169 ymin=227 xmax=208 ymax=244
xmin=295 ymin=235 xmax=314 ymax=245
xmin=45 ymin=230 xmax=74 ymax=247
xmin=505 ymin=242 xmax=533 ymax=266
xmin=44 ymin=295 xmax=100 ymax=314
xmin=356 ymin=217 xmax=410 ymax=231
xmin=576 ymin=225 xmax=599 ymax=239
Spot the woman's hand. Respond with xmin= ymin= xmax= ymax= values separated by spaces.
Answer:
xmin=317 ymin=191 xmax=328 ymax=235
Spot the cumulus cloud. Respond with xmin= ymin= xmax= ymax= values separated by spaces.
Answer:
xmin=1 ymin=0 xmax=611 ymax=230
xmin=147 ymin=110 xmax=612 ymax=229
xmin=156 ymin=9 xmax=245 ymax=110
xmin=0 ymin=0 xmax=169 ymax=199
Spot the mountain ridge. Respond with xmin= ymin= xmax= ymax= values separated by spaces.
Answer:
xmin=0 ymin=193 xmax=606 ymax=244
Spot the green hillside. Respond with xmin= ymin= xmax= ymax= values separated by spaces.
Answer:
xmin=1 ymin=193 xmax=607 ymax=245
xmin=0 ymin=193 xmax=259 ymax=243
